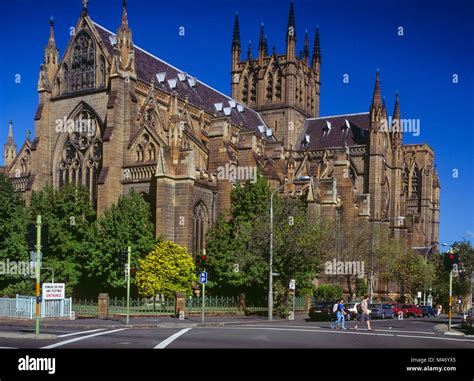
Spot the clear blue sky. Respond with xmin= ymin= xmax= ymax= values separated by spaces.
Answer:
xmin=1 ymin=0 xmax=473 ymax=245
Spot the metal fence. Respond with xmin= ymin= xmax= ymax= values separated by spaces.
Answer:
xmin=0 ymin=296 xmax=72 ymax=319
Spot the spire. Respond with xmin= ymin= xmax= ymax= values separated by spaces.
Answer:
xmin=312 ymin=26 xmax=321 ymax=67
xmin=82 ymin=0 xmax=88 ymax=14
xmin=48 ymin=16 xmax=56 ymax=46
xmin=264 ymin=35 xmax=268 ymax=56
xmin=371 ymin=70 xmax=382 ymax=108
xmin=287 ymin=0 xmax=296 ymax=40
xmin=258 ymin=22 xmax=266 ymax=54
xmin=247 ymin=40 xmax=252 ymax=61
xmin=303 ymin=29 xmax=309 ymax=64
xmin=7 ymin=120 xmax=14 ymax=144
xmin=232 ymin=12 xmax=241 ymax=51
xmin=393 ymin=91 xmax=400 ymax=121
xmin=121 ymin=0 xmax=128 ymax=26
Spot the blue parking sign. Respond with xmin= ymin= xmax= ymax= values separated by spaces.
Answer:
xmin=200 ymin=271 xmax=207 ymax=284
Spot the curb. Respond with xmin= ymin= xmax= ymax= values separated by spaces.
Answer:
xmin=0 ymin=318 xmax=288 ymax=331
xmin=0 ymin=332 xmax=57 ymax=340
xmin=432 ymin=323 xmax=465 ymax=336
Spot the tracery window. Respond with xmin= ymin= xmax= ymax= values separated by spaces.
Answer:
xmin=266 ymin=72 xmax=273 ymax=100
xmin=69 ymin=30 xmax=96 ymax=92
xmin=57 ymin=110 xmax=101 ymax=208
xmin=411 ymin=166 xmax=421 ymax=199
xmin=242 ymin=76 xmax=249 ymax=103
xmin=403 ymin=164 xmax=409 ymax=195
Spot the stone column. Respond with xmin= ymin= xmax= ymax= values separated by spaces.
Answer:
xmin=98 ymin=293 xmax=109 ymax=319
xmin=239 ymin=293 xmax=246 ymax=313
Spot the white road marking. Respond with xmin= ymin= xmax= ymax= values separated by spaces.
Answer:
xmin=154 ymin=328 xmax=192 ymax=349
xmin=239 ymin=325 xmax=435 ymax=335
xmin=42 ymin=328 xmax=127 ymax=349
xmin=0 ymin=346 xmax=18 ymax=349
xmin=58 ymin=328 xmax=105 ymax=338
xmin=213 ymin=326 xmax=474 ymax=343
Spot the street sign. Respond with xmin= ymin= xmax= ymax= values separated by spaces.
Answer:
xmin=199 ymin=271 xmax=207 ymax=284
xmin=30 ymin=251 xmax=43 ymax=262
xmin=417 ymin=291 xmax=422 ymax=298
xmin=289 ymin=279 xmax=296 ymax=290
xmin=42 ymin=283 xmax=65 ymax=300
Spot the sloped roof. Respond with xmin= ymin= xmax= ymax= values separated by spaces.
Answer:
xmin=93 ymin=22 xmax=269 ymax=139
xmin=298 ymin=112 xmax=370 ymax=150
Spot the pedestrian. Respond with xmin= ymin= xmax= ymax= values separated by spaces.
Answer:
xmin=436 ymin=304 xmax=442 ymax=316
xmin=354 ymin=295 xmax=371 ymax=331
xmin=330 ymin=298 xmax=347 ymax=331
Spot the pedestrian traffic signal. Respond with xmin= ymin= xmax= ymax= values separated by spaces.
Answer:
xmin=444 ymin=252 xmax=459 ymax=271
xmin=119 ymin=250 xmax=128 ymax=268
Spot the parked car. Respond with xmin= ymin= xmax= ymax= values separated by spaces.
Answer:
xmin=403 ymin=304 xmax=423 ymax=318
xmin=389 ymin=302 xmax=407 ymax=318
xmin=344 ymin=302 xmax=360 ymax=320
xmin=308 ymin=301 xmax=335 ymax=320
xmin=419 ymin=305 xmax=436 ymax=317
xmin=369 ymin=303 xmax=395 ymax=319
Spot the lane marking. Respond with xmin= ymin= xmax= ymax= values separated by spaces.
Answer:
xmin=238 ymin=325 xmax=435 ymax=335
xmin=154 ymin=328 xmax=192 ymax=349
xmin=42 ymin=328 xmax=128 ymax=349
xmin=209 ymin=326 xmax=474 ymax=343
xmin=0 ymin=346 xmax=18 ymax=349
xmin=58 ymin=328 xmax=105 ymax=338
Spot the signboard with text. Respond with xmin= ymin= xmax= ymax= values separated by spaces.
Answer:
xmin=42 ymin=283 xmax=65 ymax=300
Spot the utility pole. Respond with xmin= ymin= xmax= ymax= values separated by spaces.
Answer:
xmin=369 ymin=229 xmax=375 ymax=304
xmin=35 ymin=215 xmax=42 ymax=337
xmin=126 ymin=246 xmax=131 ymax=325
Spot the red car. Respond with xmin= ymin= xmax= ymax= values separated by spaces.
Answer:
xmin=390 ymin=303 xmax=407 ymax=317
xmin=402 ymin=304 xmax=423 ymax=318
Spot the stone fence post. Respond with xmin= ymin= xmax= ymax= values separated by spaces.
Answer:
xmin=175 ymin=292 xmax=186 ymax=319
xmin=98 ymin=293 xmax=109 ymax=319
xmin=239 ymin=293 xmax=246 ymax=313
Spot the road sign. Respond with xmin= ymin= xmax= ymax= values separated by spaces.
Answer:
xmin=30 ymin=251 xmax=43 ymax=262
xmin=199 ymin=271 xmax=207 ymax=284
xmin=289 ymin=279 xmax=296 ymax=290
xmin=417 ymin=291 xmax=422 ymax=298
xmin=42 ymin=283 xmax=65 ymax=300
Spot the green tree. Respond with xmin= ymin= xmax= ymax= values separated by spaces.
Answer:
xmin=314 ymin=284 xmax=343 ymax=301
xmin=87 ymin=189 xmax=156 ymax=295
xmin=0 ymin=174 xmax=30 ymax=295
xmin=136 ymin=241 xmax=197 ymax=299
xmin=28 ymin=185 xmax=97 ymax=296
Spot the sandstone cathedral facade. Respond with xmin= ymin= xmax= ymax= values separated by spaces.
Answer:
xmin=2 ymin=1 xmax=440 ymax=295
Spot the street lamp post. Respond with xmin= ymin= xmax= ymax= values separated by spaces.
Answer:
xmin=268 ymin=176 xmax=311 ymax=320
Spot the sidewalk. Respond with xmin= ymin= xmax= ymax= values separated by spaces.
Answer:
xmin=0 ymin=314 xmax=302 ymax=330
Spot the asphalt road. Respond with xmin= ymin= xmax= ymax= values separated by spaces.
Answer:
xmin=0 ymin=316 xmax=472 ymax=349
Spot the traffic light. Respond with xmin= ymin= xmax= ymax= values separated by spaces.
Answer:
xmin=198 ymin=254 xmax=207 ymax=270
xmin=444 ymin=252 xmax=459 ymax=271
xmin=119 ymin=250 xmax=128 ymax=268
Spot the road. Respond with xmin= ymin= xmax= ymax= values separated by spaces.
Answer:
xmin=0 ymin=316 xmax=472 ymax=349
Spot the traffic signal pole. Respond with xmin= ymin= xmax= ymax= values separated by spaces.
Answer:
xmin=35 ymin=215 xmax=42 ymax=337
xmin=448 ymin=268 xmax=453 ymax=330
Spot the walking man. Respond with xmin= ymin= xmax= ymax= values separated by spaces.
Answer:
xmin=354 ymin=295 xmax=371 ymax=331
xmin=331 ymin=298 xmax=347 ymax=331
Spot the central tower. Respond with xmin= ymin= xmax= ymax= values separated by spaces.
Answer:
xmin=231 ymin=1 xmax=321 ymax=149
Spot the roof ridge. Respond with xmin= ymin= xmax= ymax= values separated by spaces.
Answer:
xmin=306 ymin=112 xmax=369 ymax=120
xmin=92 ymin=21 xmax=261 ymax=118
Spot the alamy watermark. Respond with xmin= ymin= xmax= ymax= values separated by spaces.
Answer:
xmin=324 ymin=259 xmax=365 ymax=279
xmin=0 ymin=259 xmax=36 ymax=278
xmin=380 ymin=116 xmax=420 ymax=137
xmin=217 ymin=164 xmax=257 ymax=183
xmin=55 ymin=116 xmax=97 ymax=136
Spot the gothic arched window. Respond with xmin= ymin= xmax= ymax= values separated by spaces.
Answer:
xmin=69 ymin=30 xmax=96 ymax=92
xmin=403 ymin=164 xmax=409 ymax=195
xmin=136 ymin=145 xmax=144 ymax=162
xmin=148 ymin=144 xmax=156 ymax=161
xmin=275 ymin=71 xmax=282 ymax=100
xmin=193 ymin=203 xmax=209 ymax=259
xmin=57 ymin=110 xmax=102 ymax=207
xmin=411 ymin=166 xmax=421 ymax=199
xmin=266 ymin=72 xmax=273 ymax=100
xmin=250 ymin=73 xmax=257 ymax=103
xmin=242 ymin=76 xmax=249 ymax=103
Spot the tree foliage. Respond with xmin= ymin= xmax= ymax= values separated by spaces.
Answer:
xmin=136 ymin=241 xmax=196 ymax=299
xmin=314 ymin=284 xmax=343 ymax=301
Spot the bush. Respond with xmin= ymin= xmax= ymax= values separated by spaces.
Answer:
xmin=314 ymin=284 xmax=343 ymax=301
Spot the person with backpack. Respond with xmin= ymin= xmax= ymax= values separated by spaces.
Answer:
xmin=354 ymin=295 xmax=372 ymax=331
xmin=330 ymin=298 xmax=347 ymax=330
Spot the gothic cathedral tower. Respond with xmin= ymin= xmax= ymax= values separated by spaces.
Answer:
xmin=231 ymin=1 xmax=321 ymax=149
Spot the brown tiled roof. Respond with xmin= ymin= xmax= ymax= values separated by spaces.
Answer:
xmin=298 ymin=113 xmax=370 ymax=151
xmin=93 ymin=23 xmax=269 ymax=139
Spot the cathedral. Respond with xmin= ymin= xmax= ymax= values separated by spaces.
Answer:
xmin=2 ymin=0 xmax=440 ymax=284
